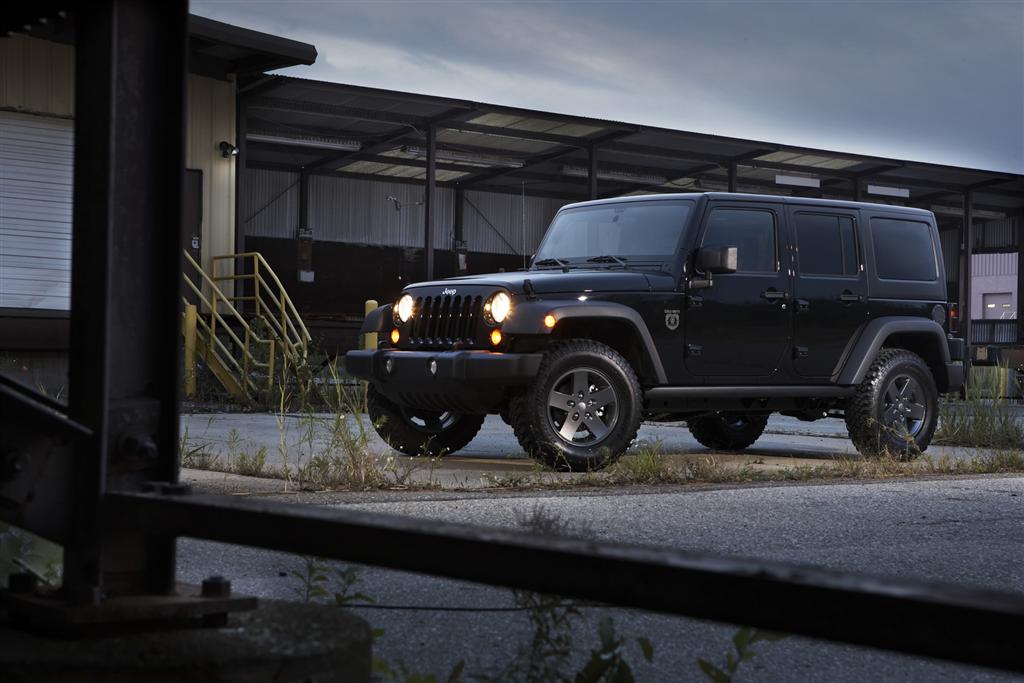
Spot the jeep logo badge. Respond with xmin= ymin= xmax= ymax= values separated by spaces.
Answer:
xmin=442 ymin=288 xmax=457 ymax=296
xmin=664 ymin=309 xmax=680 ymax=331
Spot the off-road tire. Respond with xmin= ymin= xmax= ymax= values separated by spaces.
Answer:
xmin=687 ymin=413 xmax=769 ymax=450
xmin=367 ymin=385 xmax=484 ymax=457
xmin=509 ymin=339 xmax=642 ymax=472
xmin=845 ymin=348 xmax=938 ymax=459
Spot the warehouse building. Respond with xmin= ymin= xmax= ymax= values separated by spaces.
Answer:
xmin=0 ymin=16 xmax=315 ymax=389
xmin=237 ymin=78 xmax=1024 ymax=355
xmin=2 ymin=16 xmax=1022 ymax=394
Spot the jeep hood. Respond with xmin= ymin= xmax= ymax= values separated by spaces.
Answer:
xmin=403 ymin=269 xmax=675 ymax=295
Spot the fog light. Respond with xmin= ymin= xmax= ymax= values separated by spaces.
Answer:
xmin=543 ymin=314 xmax=556 ymax=329
xmin=429 ymin=359 xmax=438 ymax=375
xmin=490 ymin=329 xmax=503 ymax=346
xmin=390 ymin=328 xmax=400 ymax=344
xmin=385 ymin=358 xmax=394 ymax=374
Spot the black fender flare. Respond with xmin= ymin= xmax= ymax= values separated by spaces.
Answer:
xmin=504 ymin=300 xmax=667 ymax=383
xmin=361 ymin=304 xmax=392 ymax=333
xmin=836 ymin=317 xmax=951 ymax=386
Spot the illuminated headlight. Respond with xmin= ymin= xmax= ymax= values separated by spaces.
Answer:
xmin=487 ymin=292 xmax=512 ymax=324
xmin=395 ymin=294 xmax=415 ymax=324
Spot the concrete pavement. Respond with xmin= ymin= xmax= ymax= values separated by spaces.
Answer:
xmin=177 ymin=475 xmax=1024 ymax=682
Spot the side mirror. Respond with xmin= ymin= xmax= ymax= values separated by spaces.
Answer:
xmin=697 ymin=246 xmax=738 ymax=274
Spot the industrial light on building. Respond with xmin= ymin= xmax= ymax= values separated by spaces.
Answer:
xmin=400 ymin=146 xmax=525 ymax=168
xmin=866 ymin=184 xmax=910 ymax=198
xmin=219 ymin=141 xmax=239 ymax=158
xmin=562 ymin=166 xmax=667 ymax=185
xmin=246 ymin=133 xmax=361 ymax=152
xmin=775 ymin=174 xmax=820 ymax=188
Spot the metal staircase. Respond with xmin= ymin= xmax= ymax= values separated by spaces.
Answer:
xmin=182 ymin=251 xmax=311 ymax=402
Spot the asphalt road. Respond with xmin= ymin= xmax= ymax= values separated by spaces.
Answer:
xmin=177 ymin=475 xmax=1024 ymax=681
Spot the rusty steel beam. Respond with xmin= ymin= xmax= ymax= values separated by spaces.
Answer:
xmin=107 ymin=491 xmax=1024 ymax=673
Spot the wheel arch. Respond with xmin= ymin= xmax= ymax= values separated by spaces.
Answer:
xmin=837 ymin=317 xmax=951 ymax=390
xmin=505 ymin=300 xmax=667 ymax=384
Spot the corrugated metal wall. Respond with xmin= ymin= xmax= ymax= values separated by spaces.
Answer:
xmin=0 ymin=34 xmax=75 ymax=117
xmin=975 ymin=217 xmax=1019 ymax=250
xmin=309 ymin=174 xmax=453 ymax=249
xmin=463 ymin=189 xmax=567 ymax=256
xmin=244 ymin=170 xmax=568 ymax=255
xmin=244 ymin=168 xmax=300 ymax=238
xmin=973 ymin=252 xmax=1017 ymax=277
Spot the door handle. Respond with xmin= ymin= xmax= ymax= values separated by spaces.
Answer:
xmin=840 ymin=292 xmax=863 ymax=304
xmin=762 ymin=289 xmax=787 ymax=301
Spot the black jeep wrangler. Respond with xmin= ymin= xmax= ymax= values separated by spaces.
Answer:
xmin=346 ymin=192 xmax=965 ymax=471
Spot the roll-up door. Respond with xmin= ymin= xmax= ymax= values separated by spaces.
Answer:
xmin=0 ymin=111 xmax=73 ymax=310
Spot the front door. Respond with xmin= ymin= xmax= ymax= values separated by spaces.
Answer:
xmin=789 ymin=208 xmax=868 ymax=378
xmin=684 ymin=202 xmax=792 ymax=378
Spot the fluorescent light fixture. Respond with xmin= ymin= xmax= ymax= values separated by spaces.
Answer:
xmin=247 ymin=133 xmax=361 ymax=152
xmin=775 ymin=174 xmax=820 ymax=188
xmin=866 ymin=184 xmax=910 ymax=198
xmin=931 ymin=205 xmax=1006 ymax=220
xmin=562 ymin=166 xmax=667 ymax=185
xmin=402 ymin=145 xmax=524 ymax=168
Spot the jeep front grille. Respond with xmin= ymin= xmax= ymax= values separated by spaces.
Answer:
xmin=408 ymin=294 xmax=484 ymax=348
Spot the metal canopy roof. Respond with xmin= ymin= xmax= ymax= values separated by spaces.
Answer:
xmin=242 ymin=75 xmax=1024 ymax=217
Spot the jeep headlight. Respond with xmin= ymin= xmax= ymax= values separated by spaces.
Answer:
xmin=487 ymin=291 xmax=512 ymax=324
xmin=395 ymin=294 xmax=415 ymax=324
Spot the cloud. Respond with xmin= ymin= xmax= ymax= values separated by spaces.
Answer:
xmin=193 ymin=0 xmax=1024 ymax=172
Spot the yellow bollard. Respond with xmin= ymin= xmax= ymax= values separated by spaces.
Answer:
xmin=363 ymin=299 xmax=379 ymax=350
xmin=183 ymin=303 xmax=198 ymax=397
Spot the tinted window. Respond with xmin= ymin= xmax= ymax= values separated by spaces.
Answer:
xmin=794 ymin=213 xmax=859 ymax=277
xmin=702 ymin=208 xmax=776 ymax=273
xmin=871 ymin=218 xmax=937 ymax=281
xmin=535 ymin=201 xmax=693 ymax=262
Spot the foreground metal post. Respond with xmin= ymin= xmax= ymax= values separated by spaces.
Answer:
xmin=65 ymin=0 xmax=188 ymax=600
xmin=363 ymin=299 xmax=379 ymax=350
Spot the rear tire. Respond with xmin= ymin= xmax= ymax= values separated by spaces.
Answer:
xmin=845 ymin=349 xmax=938 ymax=459
xmin=510 ymin=340 xmax=642 ymax=472
xmin=367 ymin=385 xmax=484 ymax=457
xmin=687 ymin=412 xmax=768 ymax=450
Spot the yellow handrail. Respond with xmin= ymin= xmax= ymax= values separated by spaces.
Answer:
xmin=210 ymin=252 xmax=311 ymax=365
xmin=182 ymin=250 xmax=276 ymax=398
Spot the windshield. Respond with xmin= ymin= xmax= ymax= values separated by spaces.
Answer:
xmin=533 ymin=200 xmax=693 ymax=266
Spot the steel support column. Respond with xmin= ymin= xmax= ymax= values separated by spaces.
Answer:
xmin=234 ymin=96 xmax=248 ymax=261
xmin=1018 ymin=215 xmax=1024 ymax=343
xmin=424 ymin=123 xmax=436 ymax=280
xmin=728 ymin=161 xmax=737 ymax=193
xmin=66 ymin=0 xmax=188 ymax=599
xmin=299 ymin=169 xmax=310 ymax=230
xmin=588 ymin=145 xmax=599 ymax=199
xmin=962 ymin=191 xmax=974 ymax=348
xmin=454 ymin=184 xmax=466 ymax=272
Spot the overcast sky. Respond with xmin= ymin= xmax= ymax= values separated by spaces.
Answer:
xmin=192 ymin=0 xmax=1024 ymax=173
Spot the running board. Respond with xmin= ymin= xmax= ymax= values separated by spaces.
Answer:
xmin=645 ymin=386 xmax=855 ymax=400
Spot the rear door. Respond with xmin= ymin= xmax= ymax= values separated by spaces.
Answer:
xmin=789 ymin=208 xmax=867 ymax=378
xmin=684 ymin=201 xmax=792 ymax=378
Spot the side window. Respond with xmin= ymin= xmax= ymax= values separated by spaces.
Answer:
xmin=794 ymin=213 xmax=860 ymax=277
xmin=871 ymin=217 xmax=938 ymax=281
xmin=701 ymin=208 xmax=776 ymax=273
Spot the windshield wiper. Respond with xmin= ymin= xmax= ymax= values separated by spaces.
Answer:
xmin=533 ymin=257 xmax=572 ymax=268
xmin=586 ymin=255 xmax=628 ymax=267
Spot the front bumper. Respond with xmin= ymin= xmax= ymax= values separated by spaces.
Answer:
xmin=345 ymin=350 xmax=543 ymax=413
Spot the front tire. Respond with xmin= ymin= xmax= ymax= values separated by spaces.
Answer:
xmin=510 ymin=340 xmax=642 ymax=472
xmin=367 ymin=386 xmax=484 ymax=457
xmin=687 ymin=412 xmax=769 ymax=450
xmin=845 ymin=349 xmax=938 ymax=459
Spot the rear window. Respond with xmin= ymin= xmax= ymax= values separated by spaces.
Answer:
xmin=871 ymin=217 xmax=938 ymax=281
xmin=794 ymin=213 xmax=859 ymax=277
